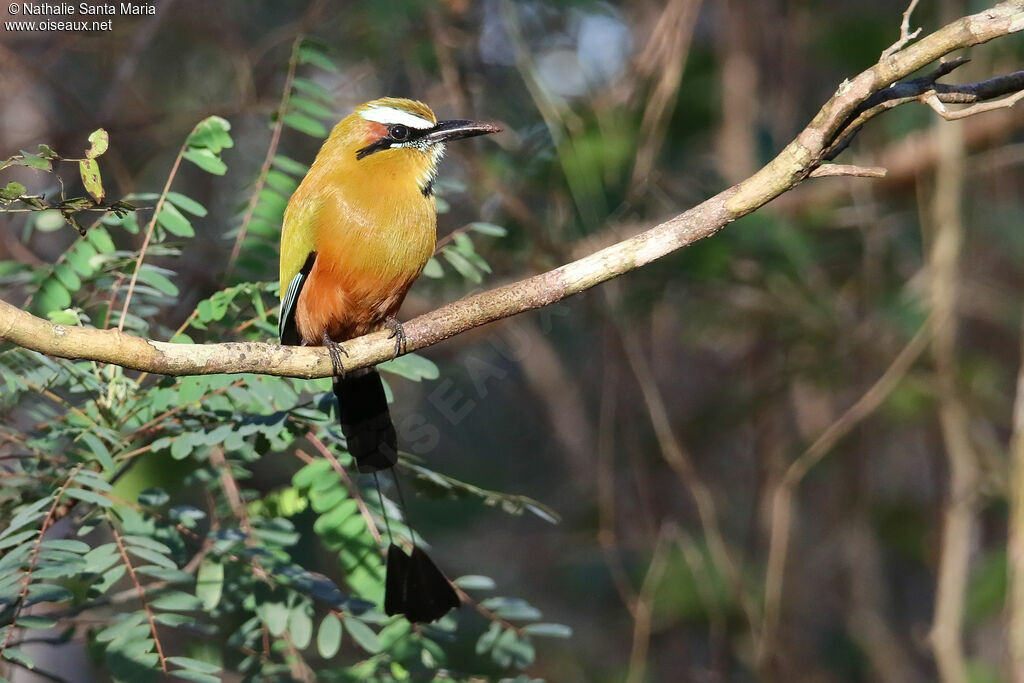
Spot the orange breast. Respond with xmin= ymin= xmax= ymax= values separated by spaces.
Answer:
xmin=293 ymin=179 xmax=436 ymax=345
xmin=295 ymin=258 xmax=421 ymax=344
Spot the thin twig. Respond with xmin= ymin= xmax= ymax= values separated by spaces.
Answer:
xmin=450 ymin=587 xmax=526 ymax=636
xmin=625 ymin=524 xmax=672 ymax=683
xmin=881 ymin=0 xmax=922 ymax=59
xmin=209 ymin=447 xmax=270 ymax=582
xmin=0 ymin=657 xmax=68 ymax=683
xmin=115 ymin=134 xmax=190 ymax=332
xmin=0 ymin=464 xmax=82 ymax=658
xmin=304 ymin=435 xmax=383 ymax=547
xmin=922 ymin=86 xmax=1024 ymax=120
xmin=809 ymin=164 xmax=888 ymax=178
xmin=595 ymin=344 xmax=638 ymax=614
xmin=1009 ymin=314 xmax=1024 ymax=678
xmin=109 ymin=521 xmax=168 ymax=673
xmin=611 ymin=286 xmax=759 ymax=635
xmin=198 ymin=450 xmax=309 ymax=679
xmin=927 ymin=117 xmax=976 ymax=683
xmin=629 ymin=0 xmax=701 ymax=190
xmin=225 ymin=36 xmax=303 ymax=276
xmin=671 ymin=526 xmax=729 ymax=667
xmin=760 ymin=316 xmax=933 ymax=664
xmin=434 ymin=223 xmax=473 ymax=253
xmin=122 ymin=380 xmax=243 ymax=436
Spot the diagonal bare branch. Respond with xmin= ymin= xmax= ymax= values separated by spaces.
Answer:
xmin=2 ymin=1 xmax=1024 ymax=380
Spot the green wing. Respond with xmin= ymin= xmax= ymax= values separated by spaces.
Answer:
xmin=278 ymin=194 xmax=321 ymax=345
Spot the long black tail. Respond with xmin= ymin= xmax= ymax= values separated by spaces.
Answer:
xmin=384 ymin=544 xmax=461 ymax=623
xmin=334 ymin=370 xmax=397 ymax=473
xmin=333 ymin=371 xmax=460 ymax=623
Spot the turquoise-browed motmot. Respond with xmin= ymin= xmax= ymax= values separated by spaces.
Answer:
xmin=278 ymin=98 xmax=500 ymax=623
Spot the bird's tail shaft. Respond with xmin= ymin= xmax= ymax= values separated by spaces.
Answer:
xmin=334 ymin=372 xmax=459 ymax=622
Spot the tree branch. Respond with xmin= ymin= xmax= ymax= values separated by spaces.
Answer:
xmin=2 ymin=1 xmax=1024 ymax=379
xmin=880 ymin=0 xmax=922 ymax=59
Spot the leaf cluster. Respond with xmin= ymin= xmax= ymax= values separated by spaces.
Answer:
xmin=0 ymin=38 xmax=566 ymax=683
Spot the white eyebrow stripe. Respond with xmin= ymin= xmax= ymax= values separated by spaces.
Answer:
xmin=360 ymin=106 xmax=434 ymax=129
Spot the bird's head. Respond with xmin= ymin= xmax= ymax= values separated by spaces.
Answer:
xmin=328 ymin=97 xmax=501 ymax=196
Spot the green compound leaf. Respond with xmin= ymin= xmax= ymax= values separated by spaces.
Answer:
xmin=298 ymin=44 xmax=338 ymax=72
xmin=522 ymin=623 xmax=572 ymax=638
xmin=40 ymin=539 xmax=90 ymax=554
xmin=442 ymin=248 xmax=482 ymax=283
xmin=196 ymin=558 xmax=224 ymax=610
xmin=317 ymin=613 xmax=342 ymax=659
xmin=157 ymin=202 xmax=194 ymax=237
xmin=291 ymin=78 xmax=333 ymax=104
xmin=14 ymin=152 xmax=52 ymax=171
xmin=166 ymin=657 xmax=220 ymax=675
xmin=186 ymin=116 xmax=233 ymax=153
xmin=453 ymin=575 xmax=496 ymax=591
xmin=421 ymin=257 xmax=443 ymax=279
xmin=378 ymin=353 xmax=439 ymax=382
xmin=290 ymin=96 xmax=334 ymax=120
xmin=79 ymin=159 xmax=104 ymax=202
xmin=2 ymin=647 xmax=35 ymax=670
xmin=166 ymin=191 xmax=207 ymax=217
xmin=293 ymin=459 xmax=333 ymax=490
xmin=469 ymin=221 xmax=508 ymax=237
xmin=173 ymin=671 xmax=221 ymax=683
xmin=476 ymin=621 xmax=501 ymax=655
xmin=125 ymin=546 xmax=176 ymax=570
xmin=149 ymin=590 xmax=203 ymax=612
xmin=64 ymin=487 xmax=112 ymax=508
xmin=1 ymin=181 xmax=27 ymax=202
xmin=288 ymin=604 xmax=313 ymax=650
xmin=16 ymin=615 xmax=58 ymax=629
xmin=283 ymin=113 xmax=328 ymax=138
xmin=182 ymin=148 xmax=227 ymax=175
xmin=344 ymin=618 xmax=381 ymax=654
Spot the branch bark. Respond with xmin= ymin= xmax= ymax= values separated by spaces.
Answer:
xmin=2 ymin=1 xmax=1024 ymax=379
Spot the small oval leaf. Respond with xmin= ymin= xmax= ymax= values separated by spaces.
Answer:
xmin=317 ymin=614 xmax=342 ymax=659
xmin=79 ymin=160 xmax=104 ymax=202
xmin=85 ymin=128 xmax=109 ymax=159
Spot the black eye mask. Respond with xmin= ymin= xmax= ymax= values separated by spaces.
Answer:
xmin=355 ymin=124 xmax=430 ymax=160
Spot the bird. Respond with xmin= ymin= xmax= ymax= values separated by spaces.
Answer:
xmin=277 ymin=97 xmax=500 ymax=623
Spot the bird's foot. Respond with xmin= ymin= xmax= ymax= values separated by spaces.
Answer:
xmin=384 ymin=317 xmax=407 ymax=359
xmin=322 ymin=330 xmax=349 ymax=377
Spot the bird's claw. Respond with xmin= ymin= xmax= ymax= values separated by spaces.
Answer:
xmin=385 ymin=317 xmax=408 ymax=359
xmin=322 ymin=331 xmax=349 ymax=377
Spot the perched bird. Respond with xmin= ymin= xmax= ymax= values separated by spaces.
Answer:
xmin=278 ymin=97 xmax=500 ymax=623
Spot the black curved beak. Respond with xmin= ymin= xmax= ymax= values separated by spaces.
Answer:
xmin=424 ymin=120 xmax=502 ymax=144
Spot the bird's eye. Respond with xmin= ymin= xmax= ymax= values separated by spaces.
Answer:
xmin=389 ymin=124 xmax=410 ymax=141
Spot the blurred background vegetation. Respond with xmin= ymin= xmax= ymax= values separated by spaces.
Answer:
xmin=2 ymin=0 xmax=1024 ymax=681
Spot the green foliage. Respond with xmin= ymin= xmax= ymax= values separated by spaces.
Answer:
xmin=229 ymin=38 xmax=339 ymax=283
xmin=182 ymin=116 xmax=233 ymax=175
xmin=0 ymin=130 xmax=136 ymax=236
xmin=0 ymin=41 xmax=563 ymax=682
